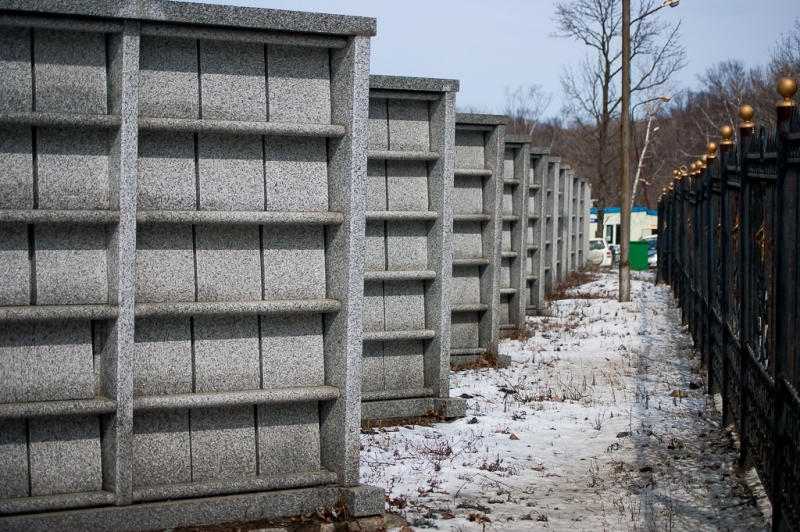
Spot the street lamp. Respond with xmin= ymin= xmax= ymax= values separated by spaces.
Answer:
xmin=619 ymin=0 xmax=679 ymax=303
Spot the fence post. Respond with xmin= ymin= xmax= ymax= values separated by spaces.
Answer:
xmin=719 ymin=126 xmax=736 ymax=427
xmin=772 ymin=77 xmax=797 ymax=532
xmin=738 ymin=104 xmax=756 ymax=469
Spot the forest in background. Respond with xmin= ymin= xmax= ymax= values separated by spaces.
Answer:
xmin=504 ymin=15 xmax=800 ymax=217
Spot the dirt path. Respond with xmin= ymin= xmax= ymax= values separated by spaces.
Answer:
xmin=360 ymin=271 xmax=772 ymax=531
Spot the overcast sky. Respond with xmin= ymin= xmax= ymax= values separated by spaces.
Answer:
xmin=197 ymin=0 xmax=800 ymax=118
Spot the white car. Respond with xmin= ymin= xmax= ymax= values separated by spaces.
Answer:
xmin=641 ymin=235 xmax=658 ymax=268
xmin=588 ymin=238 xmax=613 ymax=267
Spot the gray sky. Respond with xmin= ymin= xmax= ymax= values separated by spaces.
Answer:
xmin=197 ymin=0 xmax=800 ymax=118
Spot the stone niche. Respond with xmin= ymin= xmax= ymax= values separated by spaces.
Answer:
xmin=0 ymin=0 xmax=382 ymax=530
xmin=526 ymin=147 xmax=550 ymax=314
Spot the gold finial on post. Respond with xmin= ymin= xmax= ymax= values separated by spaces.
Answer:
xmin=720 ymin=125 xmax=734 ymax=151
xmin=739 ymin=105 xmax=755 ymax=138
xmin=662 ymin=187 xmax=667 ymax=194
xmin=669 ymin=182 xmax=674 ymax=191
xmin=680 ymin=165 xmax=688 ymax=178
xmin=706 ymin=141 xmax=717 ymax=166
xmin=777 ymin=78 xmax=797 ymax=125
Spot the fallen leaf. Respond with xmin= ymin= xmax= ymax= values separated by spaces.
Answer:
xmin=510 ymin=434 xmax=519 ymax=440
xmin=670 ymin=390 xmax=688 ymax=398
xmin=441 ymin=512 xmax=455 ymax=519
xmin=460 ymin=393 xmax=475 ymax=399
xmin=639 ymin=466 xmax=653 ymax=473
xmin=554 ymin=395 xmax=564 ymax=403
xmin=616 ymin=431 xmax=630 ymax=438
xmin=467 ymin=417 xmax=479 ymax=424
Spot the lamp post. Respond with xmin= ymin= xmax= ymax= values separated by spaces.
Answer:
xmin=619 ymin=0 xmax=679 ymax=302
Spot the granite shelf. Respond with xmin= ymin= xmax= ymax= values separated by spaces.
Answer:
xmin=0 ymin=491 xmax=116 ymax=516
xmin=132 ymin=470 xmax=338 ymax=504
xmin=452 ymin=257 xmax=490 ymax=267
xmin=0 ymin=397 xmax=117 ymax=419
xmin=368 ymin=89 xmax=440 ymax=101
xmin=0 ymin=210 xmax=121 ymax=224
xmin=139 ymin=22 xmax=348 ymax=49
xmin=504 ymin=179 xmax=521 ymax=185
xmin=453 ymin=168 xmax=492 ymax=177
xmin=133 ymin=385 xmax=339 ymax=411
xmin=527 ymin=244 xmax=539 ymax=251
xmin=364 ymin=211 xmax=438 ymax=221
xmin=136 ymin=210 xmax=343 ymax=225
xmin=367 ymin=150 xmax=440 ymax=161
xmin=361 ymin=388 xmax=433 ymax=402
xmin=453 ymin=214 xmax=491 ymax=222
xmin=501 ymin=251 xmax=519 ymax=258
xmin=451 ymin=303 xmax=489 ymax=313
xmin=502 ymin=214 xmax=520 ymax=222
xmin=362 ymin=329 xmax=436 ymax=342
xmin=0 ymin=111 xmax=121 ymax=128
xmin=134 ymin=299 xmax=341 ymax=318
xmin=363 ymin=270 xmax=436 ymax=281
xmin=499 ymin=288 xmax=517 ymax=295
xmin=138 ymin=117 xmax=345 ymax=137
xmin=0 ymin=305 xmax=119 ymax=322
xmin=526 ymin=275 xmax=539 ymax=281
xmin=450 ymin=347 xmax=487 ymax=356
xmin=530 ymin=184 xmax=541 ymax=190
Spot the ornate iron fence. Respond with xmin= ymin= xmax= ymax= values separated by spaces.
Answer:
xmin=658 ymin=79 xmax=799 ymax=532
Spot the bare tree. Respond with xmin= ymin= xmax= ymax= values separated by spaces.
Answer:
xmin=503 ymin=84 xmax=552 ymax=136
xmin=554 ymin=0 xmax=686 ymax=233
xmin=770 ymin=17 xmax=800 ymax=82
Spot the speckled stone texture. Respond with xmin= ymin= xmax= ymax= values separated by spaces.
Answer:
xmin=0 ymin=28 xmax=32 ymax=112
xmin=137 ymin=131 xmax=196 ymax=209
xmin=37 ymin=127 xmax=110 ymax=210
xmin=257 ymin=402 xmax=320 ymax=476
xmin=191 ymin=406 xmax=257 ymax=481
xmin=34 ymin=224 xmax=109 ymax=305
xmin=34 ymin=29 xmax=107 ymax=114
xmin=0 ymin=420 xmax=28 ymax=499
xmin=139 ymin=36 xmax=199 ymax=119
xmin=0 ymin=1 xmax=379 ymax=526
xmin=268 ymin=46 xmax=331 ymax=124
xmin=0 ymin=126 xmax=33 ymax=209
xmin=0 ymin=224 xmax=29 ymax=306
xmin=262 ymin=225 xmax=326 ymax=299
xmin=133 ymin=317 xmax=192 ymax=396
xmin=29 ymin=415 xmax=103 ymax=496
xmin=265 ymin=137 xmax=328 ymax=211
xmin=132 ymin=409 xmax=191 ymax=487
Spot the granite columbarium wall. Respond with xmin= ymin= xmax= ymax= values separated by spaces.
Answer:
xmin=526 ymin=147 xmax=549 ymax=313
xmin=449 ymin=114 xmax=504 ymax=365
xmin=499 ymin=134 xmax=530 ymax=332
xmin=360 ymin=76 xmax=466 ymax=420
xmin=0 ymin=1 xmax=384 ymax=529
xmin=543 ymin=157 xmax=561 ymax=294
xmin=557 ymin=164 xmax=572 ymax=282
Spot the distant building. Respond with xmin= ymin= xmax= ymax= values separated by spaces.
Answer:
xmin=589 ymin=206 xmax=658 ymax=244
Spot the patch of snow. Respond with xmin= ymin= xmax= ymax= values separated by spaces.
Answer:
xmin=360 ymin=271 xmax=771 ymax=531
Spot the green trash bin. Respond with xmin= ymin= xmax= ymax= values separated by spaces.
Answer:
xmin=630 ymin=241 xmax=649 ymax=271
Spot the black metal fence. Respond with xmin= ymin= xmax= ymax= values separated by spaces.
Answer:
xmin=658 ymin=79 xmax=799 ymax=532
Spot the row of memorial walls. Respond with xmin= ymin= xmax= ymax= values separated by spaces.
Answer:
xmin=499 ymin=135 xmax=531 ymax=333
xmin=361 ymin=76 xmax=461 ymax=420
xmin=0 ymin=9 xmax=372 ymax=517
xmin=526 ymin=148 xmax=549 ymax=313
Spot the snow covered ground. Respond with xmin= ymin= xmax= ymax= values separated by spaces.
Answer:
xmin=360 ymin=270 xmax=772 ymax=531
